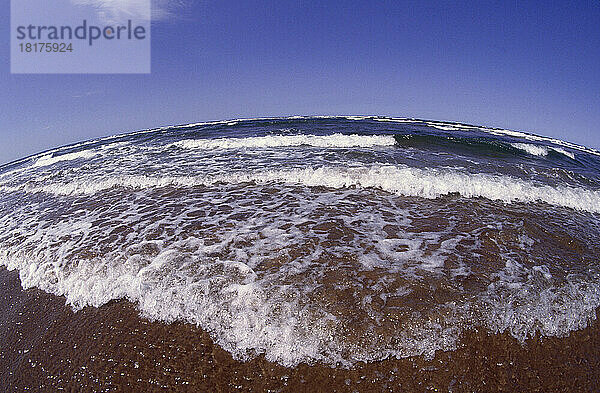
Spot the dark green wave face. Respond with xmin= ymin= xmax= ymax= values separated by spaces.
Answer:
xmin=0 ymin=116 xmax=599 ymax=367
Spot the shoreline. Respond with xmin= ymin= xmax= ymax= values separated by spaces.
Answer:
xmin=1 ymin=266 xmax=599 ymax=392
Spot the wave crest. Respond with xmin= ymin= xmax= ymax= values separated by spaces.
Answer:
xmin=172 ymin=133 xmax=397 ymax=150
xmin=5 ymin=165 xmax=599 ymax=213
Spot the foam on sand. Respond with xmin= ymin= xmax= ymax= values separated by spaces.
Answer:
xmin=1 ymin=175 xmax=599 ymax=367
xmin=1 ymin=117 xmax=599 ymax=369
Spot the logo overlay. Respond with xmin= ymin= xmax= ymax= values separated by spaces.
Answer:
xmin=11 ymin=0 xmax=151 ymax=74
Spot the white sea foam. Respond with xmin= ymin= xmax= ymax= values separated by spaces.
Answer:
xmin=1 ymin=175 xmax=599 ymax=367
xmin=511 ymin=143 xmax=550 ymax=157
xmin=172 ymin=134 xmax=397 ymax=150
xmin=426 ymin=122 xmax=463 ymax=131
xmin=510 ymin=143 xmax=577 ymax=160
xmin=1 ymin=117 xmax=600 ymax=369
xmin=6 ymin=165 xmax=600 ymax=213
xmin=343 ymin=115 xmax=374 ymax=120
xmin=32 ymin=150 xmax=98 ymax=167
xmin=550 ymin=147 xmax=576 ymax=160
xmin=0 ymin=182 xmax=461 ymax=366
xmin=372 ymin=117 xmax=418 ymax=123
xmin=396 ymin=118 xmax=599 ymax=158
xmin=4 ymin=116 xmax=594 ymax=171
xmin=483 ymin=127 xmax=598 ymax=157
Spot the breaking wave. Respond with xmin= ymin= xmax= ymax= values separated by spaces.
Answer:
xmin=4 ymin=165 xmax=599 ymax=213
xmin=172 ymin=133 xmax=397 ymax=150
xmin=1 ymin=116 xmax=599 ymax=368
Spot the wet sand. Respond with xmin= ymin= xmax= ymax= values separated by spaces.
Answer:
xmin=1 ymin=267 xmax=599 ymax=392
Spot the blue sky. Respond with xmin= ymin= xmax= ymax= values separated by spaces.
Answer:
xmin=1 ymin=0 xmax=599 ymax=164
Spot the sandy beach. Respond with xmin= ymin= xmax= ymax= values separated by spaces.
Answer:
xmin=2 ymin=266 xmax=599 ymax=392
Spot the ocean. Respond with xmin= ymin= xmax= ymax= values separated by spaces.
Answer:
xmin=1 ymin=116 xmax=599 ymax=391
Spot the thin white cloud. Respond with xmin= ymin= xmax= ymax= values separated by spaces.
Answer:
xmin=70 ymin=0 xmax=184 ymax=22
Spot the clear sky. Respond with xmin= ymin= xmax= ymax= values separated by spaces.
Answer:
xmin=1 ymin=0 xmax=599 ymax=165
